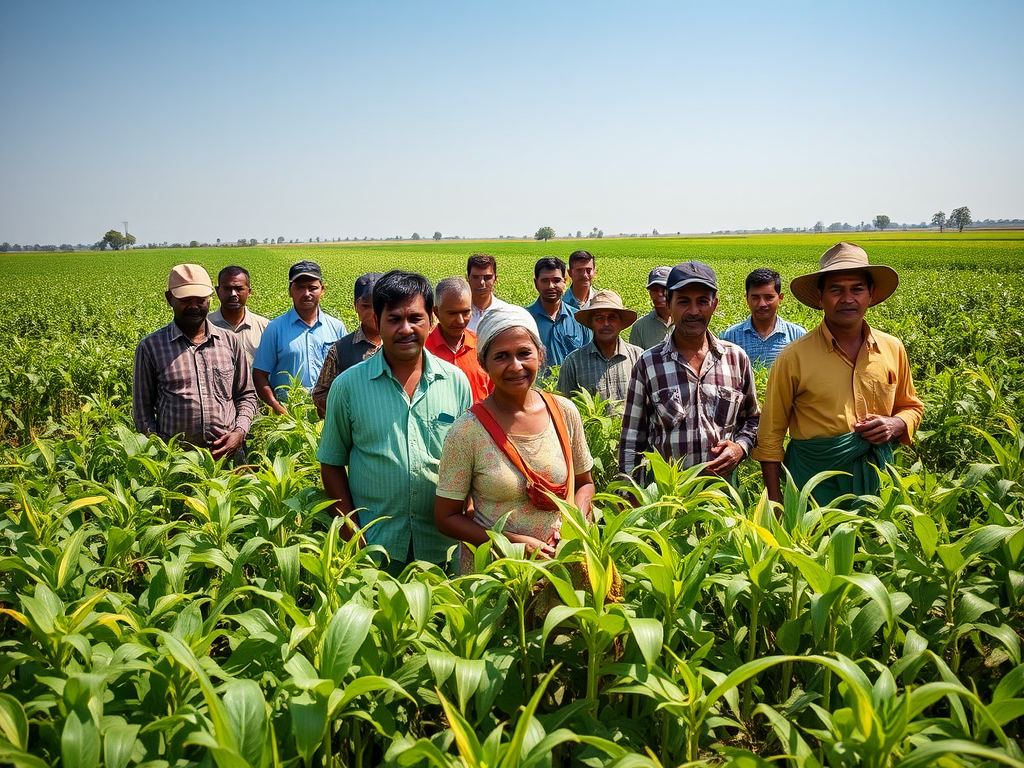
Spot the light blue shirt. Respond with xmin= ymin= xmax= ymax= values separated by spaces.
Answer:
xmin=253 ymin=307 xmax=346 ymax=397
xmin=525 ymin=299 xmax=592 ymax=372
xmin=720 ymin=315 xmax=806 ymax=368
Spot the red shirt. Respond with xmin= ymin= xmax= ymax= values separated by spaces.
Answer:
xmin=425 ymin=326 xmax=492 ymax=403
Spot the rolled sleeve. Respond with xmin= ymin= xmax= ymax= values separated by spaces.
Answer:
xmin=750 ymin=352 xmax=793 ymax=463
xmin=618 ymin=365 xmax=650 ymax=478
xmin=132 ymin=341 xmax=159 ymax=435
xmin=733 ymin=357 xmax=760 ymax=455
xmin=892 ymin=342 xmax=923 ymax=444
xmin=316 ymin=376 xmax=353 ymax=466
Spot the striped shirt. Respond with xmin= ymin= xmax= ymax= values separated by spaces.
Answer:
xmin=619 ymin=332 xmax=760 ymax=478
xmin=557 ymin=338 xmax=644 ymax=406
xmin=317 ymin=350 xmax=472 ymax=565
xmin=629 ymin=309 xmax=674 ymax=350
xmin=252 ymin=307 xmax=346 ymax=398
xmin=525 ymin=299 xmax=592 ymax=372
xmin=132 ymin=320 xmax=258 ymax=446
xmin=720 ymin=315 xmax=806 ymax=368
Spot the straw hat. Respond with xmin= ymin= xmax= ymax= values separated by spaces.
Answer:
xmin=574 ymin=290 xmax=638 ymax=330
xmin=790 ymin=242 xmax=899 ymax=309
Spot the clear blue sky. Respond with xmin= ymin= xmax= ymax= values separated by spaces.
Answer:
xmin=1 ymin=0 xmax=1021 ymax=244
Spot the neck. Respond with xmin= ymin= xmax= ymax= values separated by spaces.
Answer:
xmin=750 ymin=314 xmax=777 ymax=335
xmin=489 ymin=385 xmax=533 ymax=413
xmin=540 ymin=296 xmax=561 ymax=316
xmin=220 ymin=306 xmax=245 ymax=327
xmin=296 ymin=305 xmax=318 ymax=325
xmin=672 ymin=330 xmax=707 ymax=355
xmin=595 ymin=337 xmax=618 ymax=358
xmin=473 ymin=293 xmax=493 ymax=311
xmin=824 ymin=317 xmax=865 ymax=345
xmin=383 ymin=349 xmax=423 ymax=379
xmin=440 ymin=328 xmax=464 ymax=351
xmin=361 ymin=322 xmax=381 ymax=345
xmin=655 ymin=305 xmax=671 ymax=321
xmin=177 ymin=319 xmax=207 ymax=344
xmin=571 ymin=284 xmax=589 ymax=301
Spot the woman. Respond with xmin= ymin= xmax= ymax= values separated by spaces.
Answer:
xmin=435 ymin=305 xmax=595 ymax=574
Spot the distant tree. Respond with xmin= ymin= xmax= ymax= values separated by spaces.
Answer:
xmin=534 ymin=226 xmax=556 ymax=241
xmin=0 ymin=243 xmax=8 ymax=252
xmin=216 ymin=238 xmax=221 ymax=245
xmin=249 ymin=238 xmax=257 ymax=246
xmin=60 ymin=244 xmax=74 ymax=251
xmin=411 ymin=232 xmax=421 ymax=240
xmin=189 ymin=240 xmax=199 ymax=248
xmin=277 ymin=236 xmax=284 ymax=244
xmin=433 ymin=231 xmax=442 ymax=241
xmin=576 ymin=230 xmax=582 ymax=238
xmin=949 ymin=206 xmax=972 ymax=233
xmin=102 ymin=229 xmax=127 ymax=250
xmin=263 ymin=238 xmax=268 ymax=244
xmin=812 ymin=221 xmax=824 ymax=233
xmin=872 ymin=215 xmax=891 ymax=231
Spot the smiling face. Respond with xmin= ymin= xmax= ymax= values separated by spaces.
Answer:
xmin=669 ymin=285 xmax=718 ymax=342
xmin=215 ymin=272 xmax=251 ymax=313
xmin=745 ymin=283 xmax=781 ymax=324
xmin=534 ymin=268 xmax=566 ymax=304
xmin=380 ymin=294 xmax=431 ymax=363
xmin=484 ymin=327 xmax=542 ymax=397
xmin=819 ymin=272 xmax=874 ymax=332
xmin=289 ymin=277 xmax=324 ymax=314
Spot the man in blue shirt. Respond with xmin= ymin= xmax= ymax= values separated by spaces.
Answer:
xmin=721 ymin=268 xmax=805 ymax=368
xmin=525 ymin=256 xmax=592 ymax=376
xmin=253 ymin=261 xmax=347 ymax=414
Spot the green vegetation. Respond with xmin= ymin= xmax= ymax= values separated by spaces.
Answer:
xmin=1 ymin=232 xmax=1023 ymax=765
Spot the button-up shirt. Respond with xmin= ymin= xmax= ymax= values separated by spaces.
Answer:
xmin=317 ymin=350 xmax=472 ymax=565
xmin=720 ymin=315 xmax=806 ymax=368
xmin=311 ymin=326 xmax=381 ymax=417
xmin=468 ymin=295 xmax=512 ymax=333
xmin=563 ymin=285 xmax=598 ymax=310
xmin=751 ymin=321 xmax=923 ymax=463
xmin=629 ymin=309 xmax=674 ymax=350
xmin=525 ymin=299 xmax=592 ymax=372
xmin=132 ymin=320 xmax=258 ymax=447
xmin=557 ymin=338 xmax=644 ymax=406
xmin=619 ymin=332 xmax=760 ymax=478
xmin=424 ymin=326 xmax=492 ymax=403
xmin=208 ymin=307 xmax=270 ymax=365
xmin=252 ymin=307 xmax=346 ymax=398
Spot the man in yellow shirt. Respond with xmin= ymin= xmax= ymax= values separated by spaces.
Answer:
xmin=752 ymin=242 xmax=923 ymax=505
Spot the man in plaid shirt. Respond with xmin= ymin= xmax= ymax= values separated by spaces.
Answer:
xmin=619 ymin=261 xmax=760 ymax=481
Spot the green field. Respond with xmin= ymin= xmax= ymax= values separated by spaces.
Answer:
xmin=1 ymin=232 xmax=1023 ymax=766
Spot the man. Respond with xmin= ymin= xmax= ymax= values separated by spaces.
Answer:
xmin=525 ymin=256 xmax=592 ymax=374
xmin=562 ymin=250 xmax=598 ymax=309
xmin=558 ymin=290 xmax=643 ymax=407
xmin=312 ymin=273 xmax=383 ymax=418
xmin=629 ymin=266 xmax=674 ymax=349
xmin=208 ymin=265 xmax=270 ymax=365
xmin=466 ymin=253 xmax=511 ymax=332
xmin=253 ymin=261 xmax=346 ymax=415
xmin=425 ymin=277 xmax=492 ymax=403
xmin=721 ymin=268 xmax=806 ymax=367
xmin=752 ymin=243 xmax=923 ymax=505
xmin=318 ymin=270 xmax=472 ymax=572
xmin=132 ymin=264 xmax=257 ymax=460
xmin=619 ymin=261 xmax=760 ymax=481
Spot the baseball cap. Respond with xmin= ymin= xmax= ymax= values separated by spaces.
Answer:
xmin=168 ymin=264 xmax=214 ymax=299
xmin=666 ymin=261 xmax=718 ymax=292
xmin=646 ymin=266 xmax=671 ymax=288
xmin=354 ymin=272 xmax=384 ymax=301
xmin=288 ymin=261 xmax=323 ymax=283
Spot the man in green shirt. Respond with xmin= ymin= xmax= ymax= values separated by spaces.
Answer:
xmin=318 ymin=271 xmax=472 ymax=572
xmin=629 ymin=266 xmax=674 ymax=349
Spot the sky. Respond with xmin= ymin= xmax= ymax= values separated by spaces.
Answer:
xmin=1 ymin=0 xmax=1022 ymax=244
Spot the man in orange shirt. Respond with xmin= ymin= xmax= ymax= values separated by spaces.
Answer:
xmin=425 ymin=277 xmax=492 ymax=403
xmin=752 ymin=243 xmax=923 ymax=506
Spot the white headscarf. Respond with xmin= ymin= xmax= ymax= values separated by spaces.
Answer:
xmin=475 ymin=305 xmax=545 ymax=366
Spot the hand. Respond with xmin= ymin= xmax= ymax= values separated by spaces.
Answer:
xmin=706 ymin=440 xmax=744 ymax=476
xmin=211 ymin=428 xmax=245 ymax=459
xmin=508 ymin=532 xmax=557 ymax=560
xmin=271 ymin=401 xmax=289 ymax=416
xmin=853 ymin=414 xmax=906 ymax=445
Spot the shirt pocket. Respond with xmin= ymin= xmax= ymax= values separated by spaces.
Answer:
xmin=651 ymin=387 xmax=688 ymax=431
xmin=213 ymin=368 xmax=234 ymax=401
xmin=870 ymin=370 xmax=898 ymax=414
xmin=702 ymin=383 xmax=744 ymax=430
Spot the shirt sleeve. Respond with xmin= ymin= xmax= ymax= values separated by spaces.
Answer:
xmin=559 ymin=397 xmax=594 ymax=475
xmin=618 ymin=362 xmax=651 ymax=479
xmin=750 ymin=349 xmax=795 ymax=463
xmin=628 ymin=322 xmax=641 ymax=347
xmin=556 ymin=354 xmax=579 ymax=397
xmin=316 ymin=373 xmax=353 ymax=466
xmin=312 ymin=343 xmax=341 ymax=416
xmin=732 ymin=353 xmax=760 ymax=456
xmin=132 ymin=339 xmax=159 ymax=435
xmin=252 ymin=322 xmax=276 ymax=374
xmin=892 ymin=340 xmax=924 ymax=443
xmin=436 ymin=415 xmax=476 ymax=500
xmin=231 ymin=337 xmax=258 ymax=434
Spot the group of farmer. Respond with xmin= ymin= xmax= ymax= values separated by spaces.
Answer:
xmin=133 ymin=242 xmax=923 ymax=573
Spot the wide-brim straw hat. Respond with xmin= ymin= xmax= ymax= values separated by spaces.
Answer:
xmin=574 ymin=289 xmax=638 ymax=330
xmin=790 ymin=242 xmax=899 ymax=309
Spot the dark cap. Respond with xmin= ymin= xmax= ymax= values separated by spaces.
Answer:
xmin=667 ymin=261 xmax=717 ymax=292
xmin=646 ymin=266 xmax=672 ymax=288
xmin=354 ymin=272 xmax=384 ymax=301
xmin=289 ymin=261 xmax=323 ymax=283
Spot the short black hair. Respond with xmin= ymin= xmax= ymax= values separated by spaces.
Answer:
xmin=218 ymin=265 xmax=251 ymax=286
xmin=372 ymin=270 xmax=434 ymax=321
xmin=467 ymin=253 xmax=497 ymax=274
xmin=745 ymin=268 xmax=781 ymax=294
xmin=817 ymin=270 xmax=875 ymax=292
xmin=534 ymin=256 xmax=567 ymax=279
xmin=568 ymin=250 xmax=594 ymax=267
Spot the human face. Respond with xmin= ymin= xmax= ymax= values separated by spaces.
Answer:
xmin=289 ymin=278 xmax=324 ymax=314
xmin=745 ymin=283 xmax=781 ymax=323
xmin=433 ymin=291 xmax=473 ymax=344
xmin=648 ymin=285 xmax=668 ymax=310
xmin=590 ymin=310 xmax=623 ymax=346
xmin=166 ymin=292 xmax=210 ymax=332
xmin=569 ymin=260 xmax=595 ymax=291
xmin=668 ymin=286 xmax=718 ymax=340
xmin=534 ymin=268 xmax=566 ymax=304
xmin=379 ymin=295 xmax=431 ymax=363
xmin=354 ymin=296 xmax=377 ymax=334
xmin=484 ymin=327 xmax=541 ymax=396
xmin=819 ymin=272 xmax=874 ymax=332
xmin=468 ymin=266 xmax=496 ymax=300
xmin=215 ymin=273 xmax=251 ymax=313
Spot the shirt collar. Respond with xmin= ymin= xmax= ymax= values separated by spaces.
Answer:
xmin=169 ymin=319 xmax=221 ymax=344
xmin=661 ymin=331 xmax=722 ymax=362
xmin=587 ymin=338 xmax=626 ymax=361
xmin=287 ymin=306 xmax=321 ymax=328
xmin=353 ymin=325 xmax=380 ymax=346
xmin=529 ymin=298 xmax=572 ymax=321
xmin=368 ymin=346 xmax=450 ymax=383
xmin=818 ymin=319 xmax=878 ymax=353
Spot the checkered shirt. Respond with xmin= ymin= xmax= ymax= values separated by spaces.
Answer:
xmin=720 ymin=316 xmax=806 ymax=368
xmin=557 ymin=338 xmax=644 ymax=405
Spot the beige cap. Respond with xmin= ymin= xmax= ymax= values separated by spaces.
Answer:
xmin=574 ymin=289 xmax=639 ymax=330
xmin=790 ymin=242 xmax=899 ymax=309
xmin=168 ymin=264 xmax=214 ymax=299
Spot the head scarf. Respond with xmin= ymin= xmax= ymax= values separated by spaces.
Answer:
xmin=475 ymin=305 xmax=545 ymax=366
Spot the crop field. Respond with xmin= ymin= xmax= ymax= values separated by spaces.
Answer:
xmin=1 ymin=231 xmax=1023 ymax=766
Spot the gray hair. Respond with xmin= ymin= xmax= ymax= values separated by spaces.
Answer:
xmin=435 ymin=276 xmax=471 ymax=306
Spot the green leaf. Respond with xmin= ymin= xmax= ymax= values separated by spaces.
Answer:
xmin=455 ymin=658 xmax=486 ymax=714
xmin=289 ymin=692 xmax=327 ymax=766
xmin=776 ymin=618 xmax=803 ymax=655
xmin=102 ymin=723 xmax=140 ymax=768
xmin=894 ymin=739 xmax=1024 ymax=768
xmin=781 ymin=550 xmax=832 ymax=594
xmin=320 ymin=602 xmax=374 ymax=685
xmin=399 ymin=580 xmax=430 ymax=633
xmin=222 ymin=679 xmax=268 ymax=768
xmin=0 ymin=694 xmax=28 ymax=750
xmin=274 ymin=545 xmax=300 ymax=597
xmin=61 ymin=705 xmax=101 ymax=768
xmin=912 ymin=514 xmax=938 ymax=560
xmin=625 ymin=616 xmax=663 ymax=669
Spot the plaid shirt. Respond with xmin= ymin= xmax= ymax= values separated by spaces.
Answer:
xmin=619 ymin=332 xmax=760 ymax=478
xmin=720 ymin=315 xmax=806 ymax=368
xmin=132 ymin=320 xmax=258 ymax=446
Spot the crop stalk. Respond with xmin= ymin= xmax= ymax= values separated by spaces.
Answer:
xmin=518 ymin=601 xmax=532 ymax=698
xmin=781 ymin=576 xmax=801 ymax=702
xmin=741 ymin=586 xmax=762 ymax=721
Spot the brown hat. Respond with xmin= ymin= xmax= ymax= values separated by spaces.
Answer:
xmin=168 ymin=264 xmax=214 ymax=299
xmin=574 ymin=290 xmax=638 ymax=330
xmin=790 ymin=242 xmax=899 ymax=309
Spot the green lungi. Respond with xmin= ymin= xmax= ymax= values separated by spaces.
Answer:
xmin=784 ymin=432 xmax=894 ymax=507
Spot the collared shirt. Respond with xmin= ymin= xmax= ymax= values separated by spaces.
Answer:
xmin=317 ymin=350 xmax=472 ymax=565
xmin=629 ymin=309 xmax=674 ymax=350
xmin=208 ymin=307 xmax=270 ymax=365
xmin=132 ymin=320 xmax=258 ymax=446
xmin=720 ymin=315 xmax=806 ymax=368
xmin=751 ymin=321 xmax=923 ymax=463
xmin=468 ymin=294 xmax=512 ymax=333
xmin=525 ymin=299 xmax=592 ymax=371
xmin=557 ymin=338 xmax=644 ymax=406
xmin=424 ymin=325 xmax=492 ymax=403
xmin=563 ymin=285 xmax=598 ymax=310
xmin=252 ymin=307 xmax=346 ymax=398
xmin=311 ymin=326 xmax=381 ymax=417
xmin=619 ymin=332 xmax=760 ymax=478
